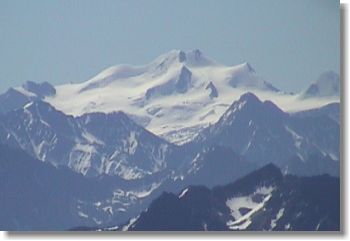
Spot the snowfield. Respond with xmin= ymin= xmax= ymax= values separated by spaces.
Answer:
xmin=41 ymin=49 xmax=339 ymax=144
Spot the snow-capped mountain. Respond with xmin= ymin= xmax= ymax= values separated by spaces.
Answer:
xmin=0 ymin=81 xmax=56 ymax=114
xmin=0 ymin=88 xmax=32 ymax=113
xmin=0 ymin=100 xmax=177 ymax=179
xmin=299 ymin=71 xmax=340 ymax=99
xmin=21 ymin=80 xmax=56 ymax=98
xmin=117 ymin=164 xmax=340 ymax=231
xmin=0 ymin=91 xmax=339 ymax=231
xmin=0 ymin=91 xmax=339 ymax=179
xmin=0 ymin=49 xmax=341 ymax=232
xmin=40 ymin=49 xmax=339 ymax=144
xmin=192 ymin=92 xmax=339 ymax=175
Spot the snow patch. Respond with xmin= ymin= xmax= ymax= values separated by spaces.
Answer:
xmin=226 ymin=186 xmax=275 ymax=230
xmin=14 ymin=87 xmax=37 ymax=97
xmin=270 ymin=208 xmax=285 ymax=230
xmin=126 ymin=182 xmax=162 ymax=199
xmin=122 ymin=215 xmax=140 ymax=231
xmin=285 ymin=125 xmax=303 ymax=149
xmin=102 ymin=206 xmax=113 ymax=215
xmin=179 ymin=188 xmax=189 ymax=199
xmin=78 ymin=211 xmax=89 ymax=219
xmin=82 ymin=131 xmax=105 ymax=145
xmin=285 ymin=223 xmax=291 ymax=230
xmin=127 ymin=131 xmax=138 ymax=155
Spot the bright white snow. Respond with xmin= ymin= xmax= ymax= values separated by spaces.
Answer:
xmin=178 ymin=188 xmax=189 ymax=199
xmin=42 ymin=50 xmax=339 ymax=144
xmin=226 ymin=186 xmax=275 ymax=230
xmin=122 ymin=215 xmax=140 ymax=231
xmin=270 ymin=207 xmax=285 ymax=230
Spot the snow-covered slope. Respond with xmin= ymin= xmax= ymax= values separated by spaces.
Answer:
xmin=299 ymin=71 xmax=340 ymax=99
xmin=44 ymin=49 xmax=339 ymax=144
xmin=21 ymin=80 xmax=56 ymax=98
xmin=116 ymin=164 xmax=340 ymax=231
xmin=192 ymin=92 xmax=339 ymax=174
xmin=0 ymin=100 xmax=177 ymax=180
xmin=0 ymin=81 xmax=56 ymax=114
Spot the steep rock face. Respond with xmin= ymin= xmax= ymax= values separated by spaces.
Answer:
xmin=22 ymin=81 xmax=56 ymax=98
xmin=0 ymin=101 xmax=176 ymax=179
xmin=0 ymin=88 xmax=34 ymax=113
xmin=119 ymin=164 xmax=340 ymax=231
xmin=179 ymin=145 xmax=257 ymax=188
xmin=205 ymin=82 xmax=218 ymax=98
xmin=75 ymin=111 xmax=176 ymax=178
xmin=145 ymin=66 xmax=193 ymax=100
xmin=0 ymin=101 xmax=77 ymax=168
xmin=0 ymin=81 xmax=56 ymax=114
xmin=192 ymin=93 xmax=339 ymax=175
xmin=149 ymin=49 xmax=216 ymax=69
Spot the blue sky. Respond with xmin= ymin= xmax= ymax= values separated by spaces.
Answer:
xmin=0 ymin=0 xmax=339 ymax=93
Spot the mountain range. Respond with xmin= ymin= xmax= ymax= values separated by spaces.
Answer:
xmin=117 ymin=164 xmax=339 ymax=231
xmin=0 ymin=100 xmax=177 ymax=179
xmin=0 ymin=49 xmax=340 ymax=231
xmin=192 ymin=92 xmax=339 ymax=175
xmin=1 ymin=50 xmax=339 ymax=144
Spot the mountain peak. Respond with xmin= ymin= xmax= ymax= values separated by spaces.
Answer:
xmin=217 ymin=92 xmax=286 ymax=128
xmin=254 ymin=163 xmax=282 ymax=177
xmin=217 ymin=92 xmax=262 ymax=123
xmin=185 ymin=49 xmax=203 ymax=60
xmin=145 ymin=64 xmax=193 ymax=99
xmin=152 ymin=49 xmax=215 ymax=68
xmin=240 ymin=62 xmax=255 ymax=73
xmin=0 ymin=87 xmax=36 ymax=114
xmin=314 ymin=71 xmax=339 ymax=89
xmin=178 ymin=50 xmax=186 ymax=62
xmin=318 ymin=70 xmax=339 ymax=81
xmin=300 ymin=70 xmax=340 ymax=99
xmin=22 ymin=81 xmax=56 ymax=98
xmin=185 ymin=49 xmax=215 ymax=66
xmin=79 ymin=109 xmax=131 ymax=123
xmin=205 ymin=82 xmax=219 ymax=98
xmin=238 ymin=92 xmax=261 ymax=103
xmin=219 ymin=163 xmax=283 ymax=192
xmin=227 ymin=62 xmax=279 ymax=92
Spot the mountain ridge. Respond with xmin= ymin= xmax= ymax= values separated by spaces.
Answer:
xmin=0 ymin=99 xmax=178 ymax=179
xmin=192 ymin=92 xmax=339 ymax=175
xmin=1 ymin=49 xmax=340 ymax=144
xmin=113 ymin=164 xmax=340 ymax=231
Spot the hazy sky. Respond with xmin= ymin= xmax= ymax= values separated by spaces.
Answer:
xmin=0 ymin=0 xmax=339 ymax=93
